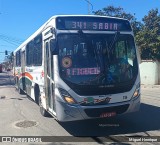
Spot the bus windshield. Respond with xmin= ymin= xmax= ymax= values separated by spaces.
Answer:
xmin=58 ymin=33 xmax=138 ymax=95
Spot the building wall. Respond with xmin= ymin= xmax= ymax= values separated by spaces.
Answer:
xmin=139 ymin=60 xmax=159 ymax=85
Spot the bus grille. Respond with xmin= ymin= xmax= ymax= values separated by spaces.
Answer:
xmin=84 ymin=104 xmax=129 ymax=117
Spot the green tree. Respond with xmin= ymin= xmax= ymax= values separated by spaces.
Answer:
xmin=93 ymin=6 xmax=160 ymax=60
xmin=93 ymin=5 xmax=143 ymax=35
xmin=136 ymin=9 xmax=160 ymax=60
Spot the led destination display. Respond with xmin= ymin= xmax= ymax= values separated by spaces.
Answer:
xmin=56 ymin=16 xmax=132 ymax=31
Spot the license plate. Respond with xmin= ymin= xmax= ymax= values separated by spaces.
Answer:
xmin=100 ymin=112 xmax=116 ymax=118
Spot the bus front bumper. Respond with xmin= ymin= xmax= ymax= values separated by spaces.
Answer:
xmin=56 ymin=95 xmax=140 ymax=122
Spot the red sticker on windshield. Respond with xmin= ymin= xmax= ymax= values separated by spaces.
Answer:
xmin=66 ymin=67 xmax=100 ymax=76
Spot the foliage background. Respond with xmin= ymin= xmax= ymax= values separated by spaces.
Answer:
xmin=93 ymin=6 xmax=160 ymax=60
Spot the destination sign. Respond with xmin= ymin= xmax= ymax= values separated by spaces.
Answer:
xmin=65 ymin=21 xmax=119 ymax=31
xmin=56 ymin=16 xmax=132 ymax=31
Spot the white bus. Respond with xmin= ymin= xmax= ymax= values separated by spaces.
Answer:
xmin=13 ymin=15 xmax=140 ymax=121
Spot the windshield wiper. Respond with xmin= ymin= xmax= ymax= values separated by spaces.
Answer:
xmin=108 ymin=31 xmax=120 ymax=53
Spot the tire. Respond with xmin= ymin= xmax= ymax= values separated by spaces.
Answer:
xmin=18 ymin=87 xmax=24 ymax=94
xmin=35 ymin=86 xmax=40 ymax=105
xmin=15 ymin=77 xmax=18 ymax=90
xmin=15 ymin=77 xmax=25 ymax=95
xmin=17 ymin=83 xmax=25 ymax=95
xmin=39 ymin=96 xmax=50 ymax=117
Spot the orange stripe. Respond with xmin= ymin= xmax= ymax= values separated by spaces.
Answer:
xmin=19 ymin=72 xmax=33 ymax=80
xmin=24 ymin=72 xmax=33 ymax=80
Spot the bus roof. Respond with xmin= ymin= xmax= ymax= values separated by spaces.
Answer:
xmin=52 ymin=15 xmax=129 ymax=21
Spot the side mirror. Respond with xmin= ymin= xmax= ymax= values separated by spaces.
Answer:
xmin=50 ymin=39 xmax=58 ymax=55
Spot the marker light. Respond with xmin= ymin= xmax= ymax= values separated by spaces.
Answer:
xmin=58 ymin=88 xmax=77 ymax=104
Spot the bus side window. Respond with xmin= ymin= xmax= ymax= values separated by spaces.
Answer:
xmin=16 ymin=50 xmax=21 ymax=67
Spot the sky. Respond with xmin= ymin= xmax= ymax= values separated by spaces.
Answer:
xmin=0 ymin=0 xmax=160 ymax=63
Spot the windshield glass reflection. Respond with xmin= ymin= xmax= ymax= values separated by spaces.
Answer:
xmin=58 ymin=34 xmax=138 ymax=87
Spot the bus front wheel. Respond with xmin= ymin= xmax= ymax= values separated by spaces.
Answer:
xmin=39 ymin=96 xmax=50 ymax=117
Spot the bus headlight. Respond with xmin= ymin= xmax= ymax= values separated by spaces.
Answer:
xmin=58 ymin=88 xmax=77 ymax=104
xmin=132 ymin=83 xmax=140 ymax=100
xmin=133 ymin=89 xmax=139 ymax=98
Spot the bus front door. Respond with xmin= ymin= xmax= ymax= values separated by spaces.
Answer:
xmin=44 ymin=40 xmax=56 ymax=113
